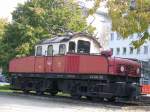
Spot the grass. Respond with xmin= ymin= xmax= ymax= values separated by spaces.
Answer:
xmin=0 ymin=85 xmax=72 ymax=97
xmin=0 ymin=84 xmax=13 ymax=92
xmin=0 ymin=85 xmax=71 ymax=96
xmin=57 ymin=92 xmax=70 ymax=97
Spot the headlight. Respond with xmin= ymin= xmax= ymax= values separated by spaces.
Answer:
xmin=120 ymin=66 xmax=125 ymax=72
xmin=136 ymin=68 xmax=140 ymax=74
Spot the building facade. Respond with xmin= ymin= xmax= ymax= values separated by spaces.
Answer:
xmin=109 ymin=32 xmax=150 ymax=84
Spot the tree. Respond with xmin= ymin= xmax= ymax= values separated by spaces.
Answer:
xmin=87 ymin=0 xmax=150 ymax=48
xmin=108 ymin=0 xmax=150 ymax=48
xmin=0 ymin=18 xmax=7 ymax=40
xmin=0 ymin=0 xmax=94 ymax=73
xmin=0 ymin=18 xmax=8 ymax=74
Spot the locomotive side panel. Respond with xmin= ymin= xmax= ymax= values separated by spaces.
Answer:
xmin=65 ymin=54 xmax=80 ymax=73
xmin=45 ymin=56 xmax=53 ymax=73
xmin=34 ymin=57 xmax=45 ymax=73
xmin=79 ymin=55 xmax=108 ymax=74
xmin=52 ymin=56 xmax=65 ymax=73
xmin=9 ymin=56 xmax=35 ymax=73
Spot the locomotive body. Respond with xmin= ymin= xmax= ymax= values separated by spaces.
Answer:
xmin=9 ymin=33 xmax=141 ymax=101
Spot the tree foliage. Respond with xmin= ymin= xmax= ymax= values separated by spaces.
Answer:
xmin=0 ymin=18 xmax=7 ymax=40
xmin=108 ymin=0 xmax=150 ymax=48
xmin=87 ymin=0 xmax=150 ymax=48
xmin=0 ymin=0 xmax=95 ymax=73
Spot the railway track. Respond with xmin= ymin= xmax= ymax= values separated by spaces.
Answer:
xmin=8 ymin=91 xmax=150 ymax=106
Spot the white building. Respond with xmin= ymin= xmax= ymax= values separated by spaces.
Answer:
xmin=109 ymin=32 xmax=150 ymax=84
xmin=109 ymin=32 xmax=150 ymax=61
xmin=77 ymin=0 xmax=111 ymax=49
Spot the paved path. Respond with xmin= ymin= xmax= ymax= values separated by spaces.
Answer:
xmin=0 ymin=93 xmax=149 ymax=112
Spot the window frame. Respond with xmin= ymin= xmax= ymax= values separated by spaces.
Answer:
xmin=77 ymin=40 xmax=91 ymax=54
xmin=144 ymin=46 xmax=148 ymax=54
xmin=116 ymin=33 xmax=121 ymax=40
xmin=123 ymin=47 xmax=126 ymax=55
xmin=59 ymin=44 xmax=66 ymax=55
xmin=130 ymin=47 xmax=134 ymax=54
xmin=110 ymin=33 xmax=114 ymax=41
xmin=36 ymin=46 xmax=42 ymax=56
xmin=47 ymin=45 xmax=53 ymax=56
xmin=137 ymin=48 xmax=140 ymax=54
xmin=69 ymin=41 xmax=76 ymax=53
xmin=116 ymin=48 xmax=120 ymax=55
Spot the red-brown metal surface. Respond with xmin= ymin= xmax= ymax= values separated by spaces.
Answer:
xmin=79 ymin=55 xmax=108 ymax=74
xmin=34 ymin=56 xmax=45 ymax=73
xmin=45 ymin=56 xmax=53 ymax=73
xmin=9 ymin=56 xmax=35 ymax=73
xmin=65 ymin=54 xmax=80 ymax=73
xmin=108 ymin=57 xmax=140 ymax=77
xmin=9 ymin=54 xmax=140 ymax=78
xmin=52 ymin=56 xmax=65 ymax=73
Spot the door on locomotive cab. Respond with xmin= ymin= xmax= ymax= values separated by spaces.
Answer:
xmin=47 ymin=45 xmax=53 ymax=56
xmin=77 ymin=40 xmax=90 ymax=53
xmin=52 ymin=44 xmax=66 ymax=73
xmin=69 ymin=41 xmax=76 ymax=53
xmin=35 ymin=46 xmax=45 ymax=73
xmin=45 ymin=45 xmax=53 ymax=72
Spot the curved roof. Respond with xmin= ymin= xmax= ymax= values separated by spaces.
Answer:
xmin=37 ymin=32 xmax=101 ymax=48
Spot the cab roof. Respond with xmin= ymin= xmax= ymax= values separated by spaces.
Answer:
xmin=36 ymin=33 xmax=101 ymax=48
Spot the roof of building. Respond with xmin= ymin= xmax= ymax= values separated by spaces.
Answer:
xmin=37 ymin=32 xmax=101 ymax=48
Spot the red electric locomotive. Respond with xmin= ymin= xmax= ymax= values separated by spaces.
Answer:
xmin=9 ymin=33 xmax=141 ymax=101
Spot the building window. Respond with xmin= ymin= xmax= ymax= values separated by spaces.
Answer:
xmin=110 ymin=48 xmax=113 ymax=54
xmin=47 ymin=45 xmax=53 ymax=56
xmin=117 ymin=33 xmax=121 ymax=40
xmin=116 ymin=48 xmax=120 ymax=55
xmin=36 ymin=46 xmax=42 ymax=56
xmin=137 ymin=48 xmax=140 ymax=54
xmin=123 ymin=47 xmax=126 ymax=55
xmin=59 ymin=44 xmax=66 ymax=55
xmin=111 ymin=33 xmax=114 ymax=41
xmin=130 ymin=47 xmax=133 ymax=54
xmin=144 ymin=46 xmax=148 ymax=54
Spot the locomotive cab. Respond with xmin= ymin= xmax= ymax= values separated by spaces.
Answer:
xmin=35 ymin=33 xmax=101 ymax=56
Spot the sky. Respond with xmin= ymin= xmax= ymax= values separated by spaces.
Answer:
xmin=0 ymin=0 xmax=27 ymax=21
xmin=0 ymin=0 xmax=111 ymax=49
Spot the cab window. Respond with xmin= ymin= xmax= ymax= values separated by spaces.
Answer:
xmin=59 ymin=44 xmax=66 ymax=54
xmin=36 ymin=46 xmax=42 ymax=56
xmin=47 ymin=45 xmax=53 ymax=56
xmin=69 ymin=41 xmax=76 ymax=53
xmin=77 ymin=40 xmax=90 ymax=53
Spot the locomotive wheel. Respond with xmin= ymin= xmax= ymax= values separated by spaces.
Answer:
xmin=107 ymin=97 xmax=116 ymax=102
xmin=36 ymin=91 xmax=44 ymax=96
xmin=71 ymin=94 xmax=81 ymax=99
xmin=86 ymin=96 xmax=92 ymax=100
xmin=50 ymin=90 xmax=58 ymax=96
xmin=92 ymin=97 xmax=104 ymax=102
xmin=97 ymin=97 xmax=104 ymax=102
xmin=23 ymin=90 xmax=29 ymax=94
